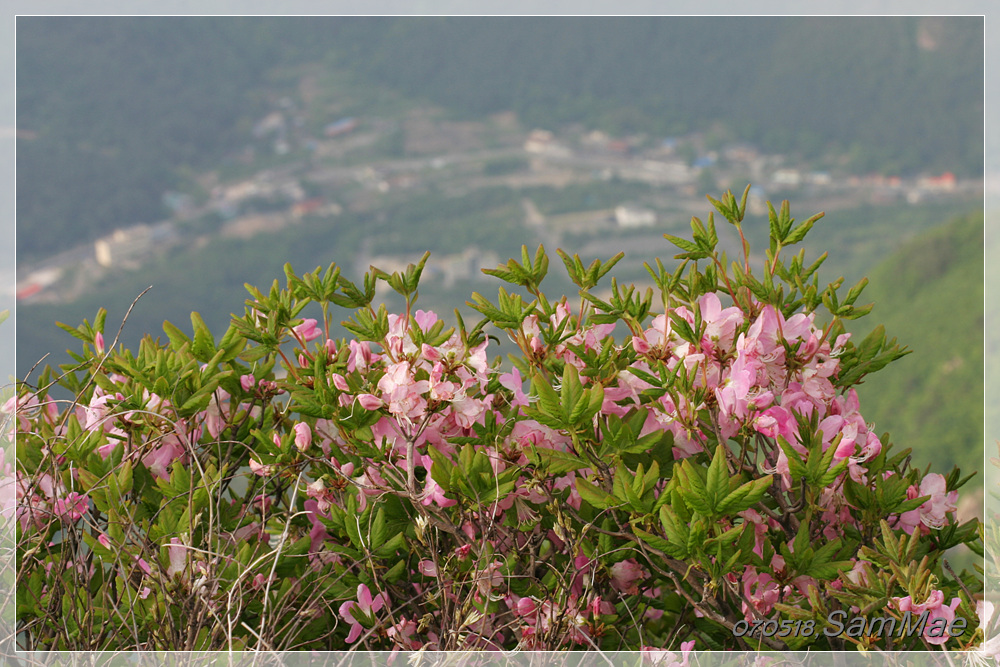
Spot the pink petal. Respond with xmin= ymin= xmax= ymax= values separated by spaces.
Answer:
xmin=356 ymin=584 xmax=372 ymax=611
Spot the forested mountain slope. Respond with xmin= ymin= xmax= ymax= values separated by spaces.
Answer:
xmin=846 ymin=211 xmax=983 ymax=477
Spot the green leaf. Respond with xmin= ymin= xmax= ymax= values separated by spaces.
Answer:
xmin=344 ymin=497 xmax=364 ymax=549
xmin=676 ymin=461 xmax=712 ymax=516
xmin=810 ymin=561 xmax=854 ymax=580
xmin=370 ymin=507 xmax=388 ymax=551
xmin=706 ymin=445 xmax=729 ymax=512
xmin=575 ymin=477 xmax=617 ymax=510
xmin=664 ymin=234 xmax=701 ymax=254
xmin=117 ymin=460 xmax=134 ymax=495
xmin=635 ymin=527 xmax=687 ymax=559
xmin=659 ymin=505 xmax=690 ymax=554
xmin=716 ymin=475 xmax=773 ymax=515
xmin=190 ymin=312 xmax=216 ymax=362
xmin=533 ymin=448 xmax=588 ymax=475
xmin=163 ymin=320 xmax=191 ymax=350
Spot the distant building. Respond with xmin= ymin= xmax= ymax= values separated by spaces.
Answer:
xmin=94 ymin=223 xmax=178 ymax=269
xmin=324 ymin=118 xmax=358 ymax=138
xmin=772 ymin=168 xmax=802 ymax=187
xmin=223 ymin=180 xmax=261 ymax=203
xmin=291 ymin=198 xmax=325 ymax=218
xmin=722 ymin=143 xmax=758 ymax=163
xmin=525 ymin=129 xmax=554 ymax=153
xmin=806 ymin=172 xmax=832 ymax=186
xmin=16 ymin=267 xmax=62 ymax=301
xmin=921 ymin=171 xmax=957 ymax=192
xmin=16 ymin=284 xmax=42 ymax=300
xmin=291 ymin=198 xmax=342 ymax=219
xmin=606 ymin=140 xmax=630 ymax=155
xmin=614 ymin=205 xmax=657 ymax=228
xmin=525 ymin=129 xmax=572 ymax=157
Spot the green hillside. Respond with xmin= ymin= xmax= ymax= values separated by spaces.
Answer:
xmin=334 ymin=17 xmax=982 ymax=175
xmin=846 ymin=211 xmax=983 ymax=480
xmin=15 ymin=17 xmax=337 ymax=261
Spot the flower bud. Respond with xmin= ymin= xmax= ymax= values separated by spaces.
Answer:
xmin=293 ymin=422 xmax=312 ymax=452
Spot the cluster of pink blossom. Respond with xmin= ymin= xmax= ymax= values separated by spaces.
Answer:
xmin=11 ymin=191 xmax=982 ymax=652
xmin=15 ymin=470 xmax=89 ymax=532
xmin=237 ymin=294 xmax=968 ymax=649
xmin=620 ymin=294 xmax=879 ymax=478
xmin=10 ymin=276 xmax=973 ymax=651
xmin=893 ymin=472 xmax=959 ymax=535
xmin=7 ymin=388 xmax=87 ymax=531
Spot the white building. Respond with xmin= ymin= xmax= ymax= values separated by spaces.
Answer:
xmin=614 ymin=205 xmax=657 ymax=228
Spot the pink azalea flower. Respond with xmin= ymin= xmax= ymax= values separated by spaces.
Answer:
xmin=641 ymin=640 xmax=695 ymax=666
xmin=356 ymin=394 xmax=383 ymax=411
xmin=739 ymin=509 xmax=772 ymax=558
xmin=387 ymin=616 xmax=421 ymax=650
xmin=339 ymin=584 xmax=388 ymax=643
xmin=499 ymin=367 xmax=530 ymax=408
xmin=249 ymin=458 xmax=274 ymax=477
xmin=742 ymin=566 xmax=780 ymax=619
xmin=84 ymin=391 xmax=122 ymax=432
xmin=135 ymin=556 xmax=152 ymax=577
xmin=513 ymin=596 xmax=537 ymax=619
xmin=698 ymin=292 xmax=743 ymax=353
xmin=896 ymin=473 xmax=958 ymax=535
xmin=571 ymin=552 xmax=595 ymax=597
xmin=204 ymin=390 xmax=231 ymax=439
xmin=632 ymin=335 xmax=652 ymax=355
xmin=845 ymin=559 xmax=872 ymax=587
xmin=303 ymin=499 xmax=330 ymax=555
xmin=752 ymin=405 xmax=794 ymax=440
xmin=474 ymin=561 xmax=504 ymax=595
xmin=977 ymin=600 xmax=1000 ymax=656
xmin=293 ymin=318 xmax=322 ymax=342
xmin=421 ymin=343 xmax=441 ymax=362
xmin=451 ymin=393 xmax=485 ymax=429
xmin=609 ymin=559 xmax=647 ymax=595
xmin=386 ymin=382 xmax=429 ymax=421
xmin=0 ymin=452 xmax=16 ymax=524
xmin=892 ymin=590 xmax=961 ymax=645
xmin=420 ymin=457 xmax=456 ymax=508
xmin=293 ymin=422 xmax=312 ymax=452
xmin=331 ymin=373 xmax=350 ymax=392
xmin=347 ymin=339 xmax=374 ymax=372
xmin=143 ymin=440 xmax=185 ymax=480
xmin=166 ymin=537 xmax=186 ymax=577
xmin=428 ymin=363 xmax=457 ymax=402
xmin=52 ymin=492 xmax=89 ymax=523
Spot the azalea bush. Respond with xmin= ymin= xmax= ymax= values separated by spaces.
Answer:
xmin=12 ymin=188 xmax=983 ymax=652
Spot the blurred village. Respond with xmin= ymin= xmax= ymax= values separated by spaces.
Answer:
xmin=15 ymin=96 xmax=981 ymax=305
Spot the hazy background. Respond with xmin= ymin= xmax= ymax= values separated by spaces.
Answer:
xmin=11 ymin=14 xmax=988 ymax=503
